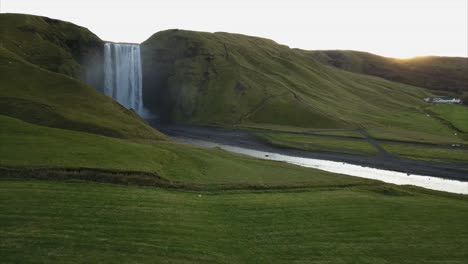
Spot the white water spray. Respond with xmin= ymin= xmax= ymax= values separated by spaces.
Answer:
xmin=104 ymin=43 xmax=148 ymax=116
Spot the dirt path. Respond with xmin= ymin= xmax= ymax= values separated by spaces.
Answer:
xmin=358 ymin=129 xmax=393 ymax=158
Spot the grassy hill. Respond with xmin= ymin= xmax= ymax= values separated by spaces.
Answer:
xmin=142 ymin=30 xmax=467 ymax=143
xmin=0 ymin=13 xmax=104 ymax=89
xmin=0 ymin=13 xmax=167 ymax=140
xmin=308 ymin=50 xmax=468 ymax=94
xmin=0 ymin=47 xmax=166 ymax=140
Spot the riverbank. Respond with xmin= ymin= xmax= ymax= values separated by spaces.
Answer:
xmin=158 ymin=125 xmax=468 ymax=182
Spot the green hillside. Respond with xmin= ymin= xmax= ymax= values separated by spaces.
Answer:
xmin=0 ymin=13 xmax=167 ymax=140
xmin=308 ymin=50 xmax=468 ymax=94
xmin=0 ymin=48 xmax=166 ymax=140
xmin=141 ymin=30 xmax=466 ymax=143
xmin=0 ymin=13 xmax=103 ymax=88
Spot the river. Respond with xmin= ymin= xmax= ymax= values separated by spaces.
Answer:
xmin=174 ymin=136 xmax=468 ymax=195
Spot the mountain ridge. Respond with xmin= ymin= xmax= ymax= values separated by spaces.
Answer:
xmin=307 ymin=49 xmax=468 ymax=94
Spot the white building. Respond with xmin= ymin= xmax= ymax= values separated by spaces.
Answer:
xmin=424 ymin=97 xmax=462 ymax=104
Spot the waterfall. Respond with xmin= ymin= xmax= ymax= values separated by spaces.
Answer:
xmin=104 ymin=43 xmax=145 ymax=116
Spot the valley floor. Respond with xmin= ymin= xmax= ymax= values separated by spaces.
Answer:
xmin=158 ymin=125 xmax=468 ymax=182
xmin=1 ymin=115 xmax=467 ymax=263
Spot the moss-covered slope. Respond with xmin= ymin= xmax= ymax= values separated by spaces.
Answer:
xmin=0 ymin=13 xmax=104 ymax=90
xmin=308 ymin=50 xmax=468 ymax=94
xmin=142 ymin=30 xmax=441 ymax=132
xmin=0 ymin=13 xmax=166 ymax=140
xmin=0 ymin=47 xmax=166 ymax=140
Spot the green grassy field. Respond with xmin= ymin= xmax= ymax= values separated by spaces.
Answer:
xmin=382 ymin=144 xmax=468 ymax=163
xmin=305 ymin=130 xmax=364 ymax=138
xmin=241 ymin=124 xmax=365 ymax=138
xmin=367 ymin=126 xmax=463 ymax=144
xmin=255 ymin=132 xmax=378 ymax=155
xmin=1 ymin=180 xmax=467 ymax=264
xmin=428 ymin=104 xmax=468 ymax=133
xmin=0 ymin=115 xmax=371 ymax=188
xmin=252 ymin=130 xmax=468 ymax=163
xmin=366 ymin=104 xmax=468 ymax=144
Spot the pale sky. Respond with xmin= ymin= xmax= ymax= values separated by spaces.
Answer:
xmin=2 ymin=0 xmax=467 ymax=58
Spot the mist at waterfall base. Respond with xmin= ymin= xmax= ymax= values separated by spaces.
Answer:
xmin=103 ymin=43 xmax=154 ymax=119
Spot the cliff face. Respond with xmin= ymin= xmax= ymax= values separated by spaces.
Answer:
xmin=0 ymin=13 xmax=104 ymax=91
xmin=141 ymin=30 xmax=216 ymax=123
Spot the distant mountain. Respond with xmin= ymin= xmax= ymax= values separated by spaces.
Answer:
xmin=306 ymin=50 xmax=468 ymax=94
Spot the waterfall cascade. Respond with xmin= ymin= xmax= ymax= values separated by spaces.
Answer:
xmin=104 ymin=43 xmax=145 ymax=116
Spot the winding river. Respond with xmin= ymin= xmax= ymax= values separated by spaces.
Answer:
xmin=175 ymin=136 xmax=468 ymax=195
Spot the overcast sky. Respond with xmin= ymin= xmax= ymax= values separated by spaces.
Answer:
xmin=2 ymin=0 xmax=467 ymax=58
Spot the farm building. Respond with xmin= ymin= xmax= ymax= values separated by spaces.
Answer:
xmin=424 ymin=97 xmax=462 ymax=104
